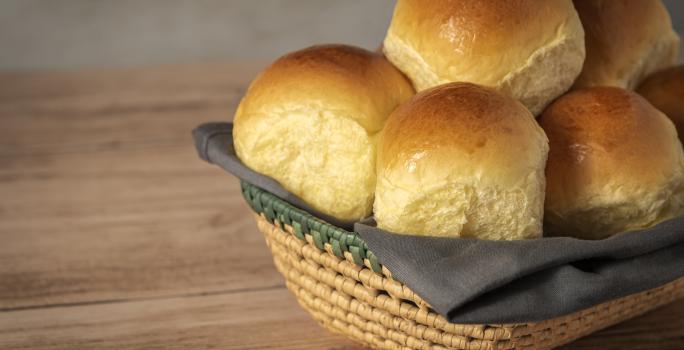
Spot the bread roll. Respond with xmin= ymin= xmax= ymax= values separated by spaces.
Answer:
xmin=375 ymin=82 xmax=549 ymax=240
xmin=573 ymin=0 xmax=680 ymax=89
xmin=233 ymin=45 xmax=414 ymax=221
xmin=382 ymin=0 xmax=585 ymax=115
xmin=637 ymin=65 xmax=684 ymax=140
xmin=540 ymin=87 xmax=684 ymax=239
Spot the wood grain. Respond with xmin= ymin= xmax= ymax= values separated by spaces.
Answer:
xmin=0 ymin=62 xmax=283 ymax=310
xmin=0 ymin=147 xmax=286 ymax=309
xmin=559 ymin=299 xmax=684 ymax=349
xmin=0 ymin=287 xmax=366 ymax=350
xmin=0 ymin=62 xmax=682 ymax=349
xmin=0 ymin=62 xmax=260 ymax=157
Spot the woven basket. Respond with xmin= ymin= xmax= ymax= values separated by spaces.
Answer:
xmin=241 ymin=181 xmax=684 ymax=350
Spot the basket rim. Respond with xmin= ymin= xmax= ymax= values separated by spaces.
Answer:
xmin=240 ymin=180 xmax=384 ymax=273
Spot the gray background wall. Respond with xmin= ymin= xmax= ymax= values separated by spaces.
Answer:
xmin=1 ymin=0 xmax=682 ymax=71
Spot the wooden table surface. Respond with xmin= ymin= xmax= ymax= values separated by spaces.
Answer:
xmin=1 ymin=62 xmax=683 ymax=350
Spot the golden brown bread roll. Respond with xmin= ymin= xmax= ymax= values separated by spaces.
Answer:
xmin=233 ymin=44 xmax=414 ymax=221
xmin=382 ymin=0 xmax=585 ymax=115
xmin=572 ymin=0 xmax=680 ymax=89
xmin=540 ymin=87 xmax=684 ymax=239
xmin=374 ymin=82 xmax=549 ymax=240
xmin=637 ymin=65 xmax=684 ymax=140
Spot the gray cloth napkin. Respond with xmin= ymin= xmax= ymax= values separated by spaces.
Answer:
xmin=194 ymin=122 xmax=684 ymax=323
xmin=356 ymin=218 xmax=684 ymax=323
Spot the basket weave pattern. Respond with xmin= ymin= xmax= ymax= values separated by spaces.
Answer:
xmin=242 ymin=181 xmax=684 ymax=350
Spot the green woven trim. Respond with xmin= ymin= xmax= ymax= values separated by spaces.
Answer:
xmin=240 ymin=180 xmax=382 ymax=273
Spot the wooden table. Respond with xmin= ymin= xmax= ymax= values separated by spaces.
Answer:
xmin=1 ymin=62 xmax=683 ymax=350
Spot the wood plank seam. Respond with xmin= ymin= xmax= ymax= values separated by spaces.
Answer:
xmin=0 ymin=284 xmax=286 ymax=313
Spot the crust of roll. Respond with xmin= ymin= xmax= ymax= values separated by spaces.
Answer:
xmin=573 ymin=0 xmax=680 ymax=89
xmin=234 ymin=45 xmax=414 ymax=221
xmin=375 ymin=82 xmax=549 ymax=240
xmin=637 ymin=65 xmax=684 ymax=139
xmin=540 ymin=87 xmax=684 ymax=239
xmin=383 ymin=0 xmax=585 ymax=115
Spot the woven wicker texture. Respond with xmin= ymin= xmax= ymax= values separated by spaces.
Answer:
xmin=243 ymin=182 xmax=684 ymax=349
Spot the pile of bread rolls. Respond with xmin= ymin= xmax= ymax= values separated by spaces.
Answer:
xmin=234 ymin=0 xmax=684 ymax=241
